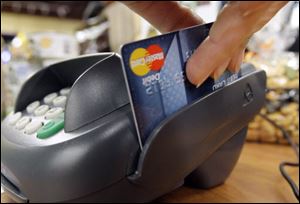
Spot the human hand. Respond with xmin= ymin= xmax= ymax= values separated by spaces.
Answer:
xmin=124 ymin=1 xmax=288 ymax=86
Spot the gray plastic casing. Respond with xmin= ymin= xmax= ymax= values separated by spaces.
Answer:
xmin=1 ymin=53 xmax=266 ymax=203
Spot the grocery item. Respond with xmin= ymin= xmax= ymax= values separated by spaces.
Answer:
xmin=246 ymin=52 xmax=299 ymax=144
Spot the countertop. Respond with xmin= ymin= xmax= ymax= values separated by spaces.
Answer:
xmin=1 ymin=143 xmax=299 ymax=203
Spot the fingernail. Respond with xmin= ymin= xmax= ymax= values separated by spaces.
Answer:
xmin=234 ymin=66 xmax=240 ymax=73
xmin=234 ymin=58 xmax=242 ymax=73
xmin=213 ymin=69 xmax=223 ymax=80
xmin=228 ymin=65 xmax=236 ymax=74
xmin=212 ymin=60 xmax=229 ymax=81
xmin=234 ymin=51 xmax=244 ymax=73
xmin=196 ymin=79 xmax=204 ymax=88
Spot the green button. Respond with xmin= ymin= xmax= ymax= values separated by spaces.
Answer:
xmin=37 ymin=118 xmax=64 ymax=139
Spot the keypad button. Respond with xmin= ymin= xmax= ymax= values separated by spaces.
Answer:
xmin=26 ymin=101 xmax=40 ymax=114
xmin=34 ymin=105 xmax=49 ymax=116
xmin=60 ymin=88 xmax=70 ymax=96
xmin=53 ymin=96 xmax=67 ymax=107
xmin=44 ymin=93 xmax=58 ymax=104
xmin=24 ymin=121 xmax=43 ymax=135
xmin=37 ymin=118 xmax=64 ymax=139
xmin=8 ymin=112 xmax=22 ymax=125
xmin=45 ymin=107 xmax=64 ymax=120
xmin=16 ymin=117 xmax=31 ymax=130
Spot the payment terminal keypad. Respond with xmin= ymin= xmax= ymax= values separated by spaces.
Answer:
xmin=7 ymin=88 xmax=70 ymax=139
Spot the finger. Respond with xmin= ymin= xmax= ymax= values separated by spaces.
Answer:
xmin=234 ymin=49 xmax=245 ymax=73
xmin=228 ymin=48 xmax=245 ymax=73
xmin=186 ymin=4 xmax=247 ymax=86
xmin=212 ymin=58 xmax=231 ymax=81
xmin=186 ymin=2 xmax=256 ymax=86
xmin=186 ymin=27 xmax=241 ymax=86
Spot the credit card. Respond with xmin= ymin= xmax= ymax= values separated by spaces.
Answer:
xmin=121 ymin=22 xmax=250 ymax=148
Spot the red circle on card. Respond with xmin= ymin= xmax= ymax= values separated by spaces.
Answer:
xmin=146 ymin=44 xmax=164 ymax=71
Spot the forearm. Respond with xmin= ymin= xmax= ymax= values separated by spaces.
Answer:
xmin=210 ymin=1 xmax=289 ymax=49
xmin=123 ymin=1 xmax=204 ymax=33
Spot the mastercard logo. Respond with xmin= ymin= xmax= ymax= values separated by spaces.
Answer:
xmin=129 ymin=44 xmax=165 ymax=76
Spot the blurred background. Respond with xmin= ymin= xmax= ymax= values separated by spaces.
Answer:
xmin=1 ymin=1 xmax=299 ymax=145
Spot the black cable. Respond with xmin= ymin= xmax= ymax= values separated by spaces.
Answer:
xmin=280 ymin=162 xmax=299 ymax=201
xmin=258 ymin=113 xmax=299 ymax=201
xmin=259 ymin=113 xmax=299 ymax=158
